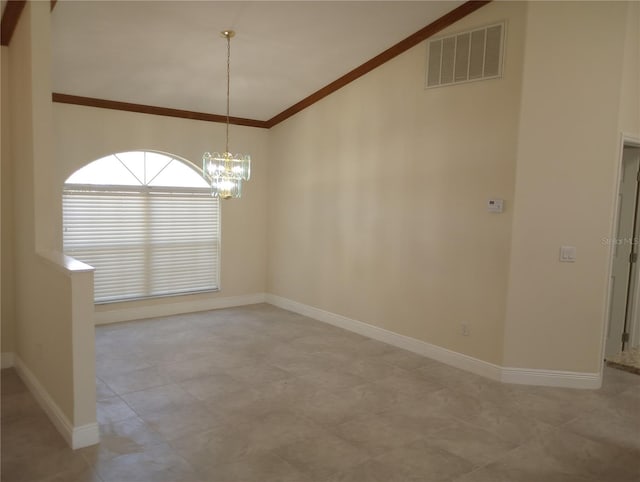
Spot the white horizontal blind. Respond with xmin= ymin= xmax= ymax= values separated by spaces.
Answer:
xmin=63 ymin=187 xmax=220 ymax=303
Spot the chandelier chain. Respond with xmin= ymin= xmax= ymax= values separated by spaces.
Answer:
xmin=225 ymin=34 xmax=231 ymax=155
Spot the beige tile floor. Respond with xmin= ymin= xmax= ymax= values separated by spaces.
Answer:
xmin=1 ymin=304 xmax=639 ymax=481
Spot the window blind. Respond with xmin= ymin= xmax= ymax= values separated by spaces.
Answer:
xmin=63 ymin=187 xmax=220 ymax=303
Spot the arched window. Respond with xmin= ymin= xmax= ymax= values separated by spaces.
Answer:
xmin=63 ymin=151 xmax=220 ymax=303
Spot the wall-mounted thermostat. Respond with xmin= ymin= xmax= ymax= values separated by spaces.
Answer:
xmin=487 ymin=199 xmax=504 ymax=213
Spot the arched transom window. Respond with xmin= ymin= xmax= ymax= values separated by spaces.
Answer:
xmin=63 ymin=151 xmax=220 ymax=303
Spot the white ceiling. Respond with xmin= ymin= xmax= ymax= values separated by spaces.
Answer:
xmin=51 ymin=1 xmax=463 ymax=121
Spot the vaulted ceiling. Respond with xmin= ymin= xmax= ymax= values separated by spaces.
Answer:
xmin=1 ymin=1 xmax=488 ymax=125
xmin=48 ymin=1 xmax=470 ymax=124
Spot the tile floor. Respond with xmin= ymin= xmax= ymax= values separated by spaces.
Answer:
xmin=1 ymin=304 xmax=639 ymax=481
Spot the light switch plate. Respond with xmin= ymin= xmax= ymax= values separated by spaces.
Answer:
xmin=560 ymin=246 xmax=576 ymax=262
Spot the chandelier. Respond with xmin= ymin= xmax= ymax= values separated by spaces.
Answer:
xmin=202 ymin=30 xmax=251 ymax=199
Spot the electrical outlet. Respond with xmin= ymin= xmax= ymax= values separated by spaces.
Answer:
xmin=461 ymin=322 xmax=470 ymax=336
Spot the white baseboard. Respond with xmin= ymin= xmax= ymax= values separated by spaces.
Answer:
xmin=72 ymin=422 xmax=101 ymax=448
xmin=265 ymin=294 xmax=600 ymax=390
xmin=501 ymin=367 xmax=601 ymax=389
xmin=95 ymin=292 xmax=267 ymax=325
xmin=266 ymin=294 xmax=503 ymax=382
xmin=13 ymin=355 xmax=99 ymax=449
xmin=1 ymin=352 xmax=15 ymax=369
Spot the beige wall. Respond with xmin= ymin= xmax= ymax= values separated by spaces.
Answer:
xmin=268 ymin=1 xmax=636 ymax=374
xmin=268 ymin=1 xmax=527 ymax=365
xmin=8 ymin=1 xmax=75 ymax=416
xmin=618 ymin=1 xmax=640 ymax=136
xmin=1 ymin=45 xmax=15 ymax=355
xmin=503 ymin=1 xmax=634 ymax=373
xmin=53 ymin=103 xmax=269 ymax=316
xmin=5 ymin=1 xmax=96 ymax=431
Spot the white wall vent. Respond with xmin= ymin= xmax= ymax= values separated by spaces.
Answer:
xmin=426 ymin=22 xmax=505 ymax=88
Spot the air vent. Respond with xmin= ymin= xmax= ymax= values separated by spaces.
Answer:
xmin=426 ymin=22 xmax=505 ymax=88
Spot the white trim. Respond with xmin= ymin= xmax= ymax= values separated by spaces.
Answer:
xmin=501 ymin=367 xmax=601 ymax=389
xmin=620 ymin=133 xmax=640 ymax=148
xmin=266 ymin=294 xmax=601 ymax=389
xmin=94 ymin=292 xmax=267 ymax=325
xmin=600 ymin=135 xmax=625 ymax=364
xmin=72 ymin=422 xmax=101 ymax=449
xmin=624 ymin=136 xmax=640 ymax=350
xmin=1 ymin=352 xmax=15 ymax=369
xmin=266 ymin=294 xmax=502 ymax=381
xmin=13 ymin=355 xmax=99 ymax=449
xmin=601 ymin=133 xmax=640 ymax=367
xmin=38 ymin=250 xmax=95 ymax=273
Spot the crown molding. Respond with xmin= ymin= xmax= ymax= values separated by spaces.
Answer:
xmin=48 ymin=1 xmax=492 ymax=129
xmin=0 ymin=0 xmax=26 ymax=46
xmin=51 ymin=93 xmax=270 ymax=129
xmin=265 ymin=0 xmax=491 ymax=127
